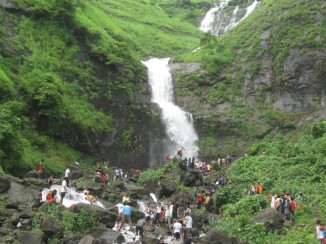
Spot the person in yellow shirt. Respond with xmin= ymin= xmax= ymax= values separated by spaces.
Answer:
xmin=204 ymin=193 xmax=211 ymax=211
xmin=207 ymin=164 xmax=212 ymax=176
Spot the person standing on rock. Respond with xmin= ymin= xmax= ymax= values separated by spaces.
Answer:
xmin=118 ymin=201 xmax=133 ymax=231
xmin=37 ymin=160 xmax=43 ymax=177
xmin=172 ymin=219 xmax=183 ymax=241
xmin=135 ymin=216 xmax=150 ymax=242
xmin=177 ymin=146 xmax=184 ymax=159
xmin=197 ymin=190 xmax=204 ymax=209
xmin=60 ymin=177 xmax=68 ymax=205
xmin=65 ymin=167 xmax=70 ymax=186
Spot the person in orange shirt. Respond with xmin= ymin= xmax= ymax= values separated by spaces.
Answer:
xmin=257 ymin=182 xmax=263 ymax=194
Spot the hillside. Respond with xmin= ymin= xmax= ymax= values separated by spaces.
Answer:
xmin=172 ymin=0 xmax=326 ymax=158
xmin=0 ymin=0 xmax=204 ymax=175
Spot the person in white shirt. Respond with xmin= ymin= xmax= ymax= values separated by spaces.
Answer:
xmin=65 ymin=167 xmax=70 ymax=178
xmin=115 ymin=203 xmax=124 ymax=228
xmin=60 ymin=177 xmax=68 ymax=205
xmin=173 ymin=220 xmax=183 ymax=241
xmin=316 ymin=219 xmax=324 ymax=243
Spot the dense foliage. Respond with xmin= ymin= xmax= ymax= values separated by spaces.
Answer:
xmin=211 ymin=120 xmax=326 ymax=243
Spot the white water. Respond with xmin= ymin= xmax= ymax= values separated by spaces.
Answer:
xmin=224 ymin=6 xmax=239 ymax=32
xmin=199 ymin=1 xmax=230 ymax=35
xmin=41 ymin=185 xmax=105 ymax=209
xmin=233 ymin=0 xmax=259 ymax=27
xmin=200 ymin=0 xmax=260 ymax=36
xmin=143 ymin=58 xmax=199 ymax=159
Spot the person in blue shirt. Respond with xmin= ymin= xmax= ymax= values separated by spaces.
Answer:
xmin=118 ymin=202 xmax=133 ymax=231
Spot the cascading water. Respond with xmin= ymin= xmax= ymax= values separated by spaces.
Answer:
xmin=200 ymin=0 xmax=260 ymax=36
xmin=142 ymin=58 xmax=199 ymax=160
xmin=199 ymin=1 xmax=230 ymax=35
xmin=224 ymin=6 xmax=239 ymax=32
xmin=233 ymin=0 xmax=259 ymax=27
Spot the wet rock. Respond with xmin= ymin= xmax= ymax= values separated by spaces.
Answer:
xmin=143 ymin=180 xmax=159 ymax=195
xmin=141 ymin=236 xmax=160 ymax=244
xmin=201 ymin=229 xmax=239 ymax=244
xmin=17 ymin=231 xmax=46 ymax=244
xmin=78 ymin=235 xmax=102 ymax=244
xmin=168 ymin=189 xmax=193 ymax=207
xmin=70 ymin=169 xmax=84 ymax=180
xmin=23 ymin=177 xmax=45 ymax=186
xmin=0 ymin=174 xmax=11 ymax=193
xmin=85 ymin=180 xmax=103 ymax=191
xmin=73 ymin=203 xmax=117 ymax=228
xmin=183 ymin=170 xmax=202 ymax=187
xmin=253 ymin=208 xmax=284 ymax=232
xmin=24 ymin=170 xmax=39 ymax=179
xmin=88 ymin=227 xmax=125 ymax=244
xmin=5 ymin=182 xmax=37 ymax=209
xmin=157 ymin=180 xmax=177 ymax=198
xmin=40 ymin=216 xmax=63 ymax=238
xmin=19 ymin=206 xmax=33 ymax=219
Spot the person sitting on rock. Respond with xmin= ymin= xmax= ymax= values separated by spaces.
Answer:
xmin=46 ymin=190 xmax=57 ymax=204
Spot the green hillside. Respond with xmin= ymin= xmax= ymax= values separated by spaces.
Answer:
xmin=0 ymin=0 xmax=204 ymax=175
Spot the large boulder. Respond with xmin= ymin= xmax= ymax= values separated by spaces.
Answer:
xmin=168 ymin=189 xmax=193 ymax=207
xmin=143 ymin=180 xmax=159 ymax=195
xmin=183 ymin=170 xmax=202 ymax=187
xmin=200 ymin=230 xmax=238 ymax=244
xmin=156 ymin=180 xmax=177 ymax=198
xmin=24 ymin=170 xmax=39 ymax=179
xmin=17 ymin=231 xmax=46 ymax=244
xmin=78 ymin=235 xmax=102 ymax=244
xmin=4 ymin=182 xmax=37 ymax=209
xmin=0 ymin=174 xmax=11 ymax=193
xmin=88 ymin=227 xmax=125 ymax=244
xmin=40 ymin=216 xmax=63 ymax=238
xmin=73 ymin=203 xmax=117 ymax=228
xmin=253 ymin=208 xmax=284 ymax=232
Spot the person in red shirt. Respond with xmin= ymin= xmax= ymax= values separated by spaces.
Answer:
xmin=197 ymin=191 xmax=204 ymax=209
xmin=289 ymin=196 xmax=296 ymax=225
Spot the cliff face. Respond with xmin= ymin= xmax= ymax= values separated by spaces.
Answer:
xmin=172 ymin=0 xmax=326 ymax=159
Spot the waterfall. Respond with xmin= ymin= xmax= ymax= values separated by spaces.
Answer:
xmin=41 ymin=185 xmax=105 ymax=209
xmin=224 ymin=6 xmax=239 ymax=32
xmin=200 ymin=0 xmax=260 ymax=36
xmin=233 ymin=0 xmax=259 ymax=27
xmin=142 ymin=58 xmax=199 ymax=160
xmin=199 ymin=1 xmax=230 ymax=35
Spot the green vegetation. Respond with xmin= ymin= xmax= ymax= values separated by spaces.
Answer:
xmin=137 ymin=159 xmax=179 ymax=185
xmin=210 ymin=120 xmax=326 ymax=243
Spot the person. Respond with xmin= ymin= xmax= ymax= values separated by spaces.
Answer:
xmin=118 ymin=202 xmax=133 ymax=231
xmin=166 ymin=154 xmax=170 ymax=161
xmin=250 ymin=183 xmax=256 ymax=195
xmin=154 ymin=202 xmax=162 ymax=225
xmin=37 ymin=160 xmax=43 ymax=176
xmin=164 ymin=203 xmax=171 ymax=228
xmin=159 ymin=236 xmax=165 ymax=244
xmin=48 ymin=175 xmax=54 ymax=186
xmin=65 ymin=167 xmax=70 ymax=186
xmin=207 ymin=164 xmax=212 ymax=176
xmin=297 ymin=193 xmax=304 ymax=209
xmin=283 ymin=195 xmax=290 ymax=219
xmin=289 ymin=196 xmax=296 ymax=225
xmin=37 ymin=188 xmax=43 ymax=206
xmin=172 ymin=220 xmax=183 ymax=241
xmin=204 ymin=193 xmax=211 ymax=211
xmin=316 ymin=220 xmax=324 ymax=243
xmin=60 ymin=177 xmax=68 ymax=205
xmin=135 ymin=216 xmax=150 ymax=240
xmin=122 ymin=194 xmax=131 ymax=203
xmin=191 ymin=187 xmax=197 ymax=206
xmin=197 ymin=191 xmax=203 ymax=209
xmin=183 ymin=212 xmax=192 ymax=234
xmin=115 ymin=202 xmax=124 ymax=228
xmin=46 ymin=190 xmax=57 ymax=204
xmin=177 ymin=146 xmax=184 ymax=159
xmin=256 ymin=182 xmax=263 ymax=194
xmin=270 ymin=193 xmax=276 ymax=208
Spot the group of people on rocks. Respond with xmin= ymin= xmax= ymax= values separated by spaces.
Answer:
xmin=247 ymin=182 xmax=264 ymax=195
xmin=118 ymin=200 xmax=193 ymax=243
xmin=269 ymin=191 xmax=300 ymax=225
